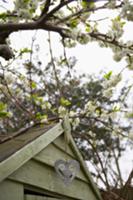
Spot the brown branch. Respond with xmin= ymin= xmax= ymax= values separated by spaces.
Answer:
xmin=48 ymin=32 xmax=62 ymax=96
xmin=89 ymin=32 xmax=133 ymax=51
xmin=73 ymin=132 xmax=110 ymax=189
xmin=89 ymin=158 xmax=107 ymax=186
xmin=0 ymin=0 xmax=128 ymax=51
xmin=28 ymin=31 xmax=38 ymax=113
xmin=118 ymin=169 xmax=133 ymax=199
xmin=124 ymin=169 xmax=133 ymax=188
xmin=61 ymin=38 xmax=72 ymax=77
xmin=113 ymin=149 xmax=123 ymax=187
xmin=0 ymin=1 xmax=74 ymax=38
xmin=90 ymin=141 xmax=110 ymax=190
xmin=0 ymin=64 xmax=35 ymax=119
xmin=73 ymin=133 xmax=107 ymax=186
xmin=38 ymin=0 xmax=75 ymax=24
xmin=39 ymin=0 xmax=51 ymax=17
xmin=55 ymin=3 xmax=109 ymax=25
xmin=55 ymin=2 xmax=123 ymax=26
xmin=0 ymin=21 xmax=68 ymax=37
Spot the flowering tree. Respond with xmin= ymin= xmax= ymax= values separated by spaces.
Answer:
xmin=0 ymin=0 xmax=133 ymax=197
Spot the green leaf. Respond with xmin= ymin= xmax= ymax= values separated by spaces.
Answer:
xmin=81 ymin=1 xmax=95 ymax=9
xmin=0 ymin=13 xmax=8 ymax=20
xmin=29 ymin=8 xmax=36 ymax=14
xmin=0 ymin=102 xmax=7 ymax=111
xmin=69 ymin=19 xmax=79 ymax=28
xmin=0 ymin=111 xmax=10 ymax=118
xmin=20 ymin=48 xmax=32 ymax=55
xmin=85 ymin=24 xmax=91 ymax=33
xmin=103 ymin=71 xmax=112 ymax=80
xmin=60 ymin=97 xmax=71 ymax=107
xmin=36 ymin=112 xmax=48 ymax=120
xmin=113 ymin=106 xmax=120 ymax=112
xmin=31 ymin=81 xmax=37 ymax=89
xmin=24 ymin=0 xmax=30 ymax=3
xmin=126 ymin=113 xmax=133 ymax=119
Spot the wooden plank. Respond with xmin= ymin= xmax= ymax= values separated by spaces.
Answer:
xmin=9 ymin=159 xmax=97 ymax=200
xmin=34 ymin=143 xmax=88 ymax=183
xmin=53 ymin=134 xmax=75 ymax=157
xmin=25 ymin=195 xmax=60 ymax=200
xmin=34 ymin=143 xmax=74 ymax=165
xmin=69 ymin=135 xmax=102 ymax=200
xmin=62 ymin=118 xmax=102 ymax=200
xmin=0 ymin=124 xmax=55 ymax=162
xmin=0 ymin=179 xmax=24 ymax=200
xmin=0 ymin=123 xmax=63 ymax=183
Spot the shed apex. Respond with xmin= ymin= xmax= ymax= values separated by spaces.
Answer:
xmin=0 ymin=121 xmax=102 ymax=200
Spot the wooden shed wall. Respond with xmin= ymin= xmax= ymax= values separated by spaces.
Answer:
xmin=4 ymin=134 xmax=98 ymax=200
xmin=0 ymin=179 xmax=24 ymax=200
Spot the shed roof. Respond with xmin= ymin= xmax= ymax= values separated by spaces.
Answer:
xmin=0 ymin=123 xmax=55 ymax=162
xmin=0 ymin=121 xmax=102 ymax=200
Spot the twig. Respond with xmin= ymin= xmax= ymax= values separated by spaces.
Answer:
xmin=48 ymin=31 xmax=62 ymax=96
xmin=113 ymin=149 xmax=123 ymax=187
xmin=73 ymin=132 xmax=110 ymax=189
xmin=61 ymin=38 xmax=72 ymax=77
xmin=0 ymin=64 xmax=35 ymax=119
xmin=39 ymin=0 xmax=51 ymax=17
xmin=55 ymin=2 xmax=123 ymax=26
xmin=28 ymin=30 xmax=38 ymax=112
xmin=38 ymin=0 xmax=75 ymax=24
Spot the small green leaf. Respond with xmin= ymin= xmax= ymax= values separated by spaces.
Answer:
xmin=36 ymin=112 xmax=48 ymax=120
xmin=112 ymin=104 xmax=120 ymax=112
xmin=0 ymin=111 xmax=10 ymax=118
xmin=103 ymin=71 xmax=112 ymax=80
xmin=29 ymin=8 xmax=36 ymax=14
xmin=81 ymin=1 xmax=95 ymax=8
xmin=126 ymin=113 xmax=133 ymax=119
xmin=60 ymin=97 xmax=71 ymax=107
xmin=31 ymin=81 xmax=37 ymax=89
xmin=20 ymin=48 xmax=32 ymax=55
xmin=24 ymin=0 xmax=30 ymax=3
xmin=69 ymin=19 xmax=79 ymax=28
xmin=85 ymin=24 xmax=91 ymax=33
xmin=0 ymin=102 xmax=7 ymax=111
xmin=0 ymin=13 xmax=8 ymax=20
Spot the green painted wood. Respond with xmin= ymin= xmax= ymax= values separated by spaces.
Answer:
xmin=34 ymin=143 xmax=74 ymax=166
xmin=0 ymin=124 xmax=55 ymax=162
xmin=69 ymin=135 xmax=102 ymax=200
xmin=0 ymin=179 xmax=24 ymax=200
xmin=53 ymin=134 xmax=75 ymax=157
xmin=62 ymin=114 xmax=71 ymax=145
xmin=25 ymin=195 xmax=60 ymax=200
xmin=62 ymin=117 xmax=102 ymax=200
xmin=34 ymin=142 xmax=88 ymax=183
xmin=9 ymin=159 xmax=97 ymax=200
xmin=0 ymin=123 xmax=63 ymax=183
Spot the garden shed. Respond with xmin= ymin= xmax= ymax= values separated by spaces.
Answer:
xmin=0 ymin=119 xmax=102 ymax=200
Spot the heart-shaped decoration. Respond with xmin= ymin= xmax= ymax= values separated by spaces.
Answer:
xmin=54 ymin=159 xmax=80 ymax=185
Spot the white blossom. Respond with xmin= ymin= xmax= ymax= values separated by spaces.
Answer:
xmin=84 ymin=101 xmax=96 ymax=112
xmin=103 ymin=88 xmax=113 ymax=98
xmin=58 ymin=106 xmax=67 ymax=117
xmin=128 ymin=132 xmax=133 ymax=140
xmin=71 ymin=117 xmax=80 ymax=130
xmin=103 ymin=75 xmax=122 ymax=89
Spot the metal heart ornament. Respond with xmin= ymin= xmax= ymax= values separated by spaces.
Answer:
xmin=54 ymin=159 xmax=80 ymax=185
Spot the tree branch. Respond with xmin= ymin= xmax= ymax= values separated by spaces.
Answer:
xmin=38 ymin=0 xmax=75 ymax=24
xmin=113 ymin=149 xmax=123 ymax=187
xmin=39 ymin=0 xmax=51 ymax=17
